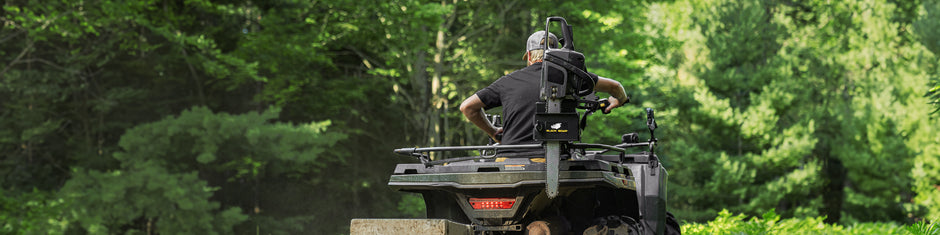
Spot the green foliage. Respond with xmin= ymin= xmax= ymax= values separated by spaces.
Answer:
xmin=110 ymin=106 xmax=345 ymax=176
xmin=59 ymin=106 xmax=345 ymax=234
xmin=397 ymin=193 xmax=427 ymax=218
xmin=62 ymin=165 xmax=248 ymax=234
xmin=3 ymin=0 xmax=940 ymax=233
xmin=683 ymin=209 xmax=906 ymax=235
xmin=650 ymin=0 xmax=939 ymax=224
xmin=909 ymin=220 xmax=940 ymax=235
xmin=3 ymin=0 xmax=412 ymax=233
xmin=910 ymin=1 xmax=940 ymax=222
xmin=914 ymin=1 xmax=940 ymax=56
xmin=0 ymin=188 xmax=68 ymax=234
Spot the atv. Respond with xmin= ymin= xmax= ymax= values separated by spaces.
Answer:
xmin=351 ymin=17 xmax=680 ymax=235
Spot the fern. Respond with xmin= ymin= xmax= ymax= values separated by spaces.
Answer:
xmin=908 ymin=220 xmax=939 ymax=235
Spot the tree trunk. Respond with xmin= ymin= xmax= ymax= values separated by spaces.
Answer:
xmin=817 ymin=113 xmax=846 ymax=224
xmin=430 ymin=24 xmax=444 ymax=156
xmin=822 ymin=154 xmax=846 ymax=224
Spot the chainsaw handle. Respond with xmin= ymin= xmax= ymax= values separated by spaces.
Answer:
xmin=545 ymin=17 xmax=575 ymax=50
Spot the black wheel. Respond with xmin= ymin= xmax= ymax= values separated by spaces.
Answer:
xmin=665 ymin=212 xmax=681 ymax=235
xmin=582 ymin=215 xmax=641 ymax=235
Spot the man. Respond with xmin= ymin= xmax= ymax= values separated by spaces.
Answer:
xmin=459 ymin=31 xmax=630 ymax=145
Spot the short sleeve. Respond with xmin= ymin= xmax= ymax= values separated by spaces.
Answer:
xmin=475 ymin=82 xmax=502 ymax=110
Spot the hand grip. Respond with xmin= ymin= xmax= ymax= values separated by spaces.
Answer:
xmin=544 ymin=17 xmax=575 ymax=50
xmin=599 ymin=99 xmax=611 ymax=114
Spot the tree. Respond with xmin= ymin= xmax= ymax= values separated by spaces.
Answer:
xmin=60 ymin=107 xmax=345 ymax=234
xmin=647 ymin=0 xmax=940 ymax=224
xmin=17 ymin=0 xmax=939 ymax=233
xmin=1 ymin=0 xmax=406 ymax=233
xmin=911 ymin=0 xmax=940 ymax=221
xmin=0 ymin=0 xmax=266 ymax=189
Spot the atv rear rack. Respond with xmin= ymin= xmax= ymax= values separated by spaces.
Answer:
xmin=394 ymin=142 xmax=655 ymax=165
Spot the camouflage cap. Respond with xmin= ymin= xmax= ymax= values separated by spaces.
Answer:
xmin=526 ymin=30 xmax=559 ymax=51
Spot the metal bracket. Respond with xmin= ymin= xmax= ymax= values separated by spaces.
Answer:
xmin=646 ymin=108 xmax=660 ymax=171
xmin=479 ymin=147 xmax=498 ymax=159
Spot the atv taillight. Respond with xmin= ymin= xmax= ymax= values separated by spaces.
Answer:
xmin=469 ymin=198 xmax=515 ymax=210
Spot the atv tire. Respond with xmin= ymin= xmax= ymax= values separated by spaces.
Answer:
xmin=582 ymin=215 xmax=640 ymax=235
xmin=665 ymin=212 xmax=681 ymax=235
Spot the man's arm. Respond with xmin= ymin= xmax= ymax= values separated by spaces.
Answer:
xmin=594 ymin=76 xmax=630 ymax=113
xmin=460 ymin=94 xmax=502 ymax=142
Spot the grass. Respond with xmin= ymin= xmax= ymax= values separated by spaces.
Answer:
xmin=681 ymin=209 xmax=935 ymax=235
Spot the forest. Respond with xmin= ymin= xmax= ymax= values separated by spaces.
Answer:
xmin=2 ymin=0 xmax=940 ymax=234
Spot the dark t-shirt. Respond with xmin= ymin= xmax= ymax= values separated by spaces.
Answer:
xmin=475 ymin=63 xmax=543 ymax=145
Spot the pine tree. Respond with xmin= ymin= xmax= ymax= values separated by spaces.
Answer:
xmin=649 ymin=0 xmax=940 ymax=223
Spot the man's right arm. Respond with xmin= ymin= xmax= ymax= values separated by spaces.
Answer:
xmin=460 ymin=94 xmax=501 ymax=142
xmin=594 ymin=76 xmax=630 ymax=113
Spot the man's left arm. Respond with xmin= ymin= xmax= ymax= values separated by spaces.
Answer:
xmin=594 ymin=76 xmax=630 ymax=113
xmin=460 ymin=94 xmax=502 ymax=142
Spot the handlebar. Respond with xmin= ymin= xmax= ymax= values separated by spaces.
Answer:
xmin=577 ymin=98 xmax=611 ymax=114
xmin=599 ymin=99 xmax=611 ymax=114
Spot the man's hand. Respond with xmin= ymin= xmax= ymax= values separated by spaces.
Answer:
xmin=488 ymin=128 xmax=504 ymax=144
xmin=605 ymin=96 xmax=628 ymax=113
xmin=595 ymin=76 xmax=630 ymax=113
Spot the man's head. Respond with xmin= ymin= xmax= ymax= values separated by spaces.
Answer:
xmin=524 ymin=31 xmax=559 ymax=65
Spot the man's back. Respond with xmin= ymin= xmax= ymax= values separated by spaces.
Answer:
xmin=475 ymin=63 xmax=542 ymax=145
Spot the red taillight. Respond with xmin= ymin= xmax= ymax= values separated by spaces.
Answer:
xmin=469 ymin=198 xmax=515 ymax=210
